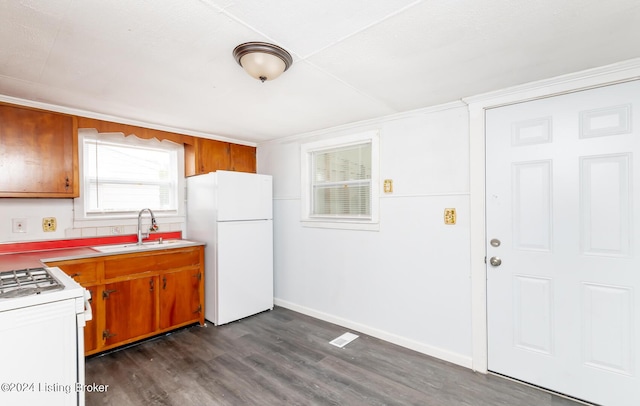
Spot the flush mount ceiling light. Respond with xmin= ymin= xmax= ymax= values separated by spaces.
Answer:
xmin=233 ymin=42 xmax=293 ymax=83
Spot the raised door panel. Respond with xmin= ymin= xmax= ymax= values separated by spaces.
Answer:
xmin=0 ymin=104 xmax=77 ymax=197
xmin=159 ymin=268 xmax=201 ymax=329
xmin=230 ymin=143 xmax=256 ymax=173
xmin=103 ymin=277 xmax=156 ymax=346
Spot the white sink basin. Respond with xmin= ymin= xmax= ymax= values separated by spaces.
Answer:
xmin=91 ymin=239 xmax=199 ymax=253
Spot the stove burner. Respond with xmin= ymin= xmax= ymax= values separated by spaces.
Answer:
xmin=0 ymin=268 xmax=64 ymax=299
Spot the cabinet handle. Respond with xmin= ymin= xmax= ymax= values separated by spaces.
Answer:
xmin=150 ymin=278 xmax=154 ymax=292
xmin=65 ymin=176 xmax=70 ymax=191
xmin=102 ymin=330 xmax=116 ymax=340
xmin=162 ymin=276 xmax=167 ymax=290
xmin=70 ymin=273 xmax=81 ymax=278
xmin=102 ymin=289 xmax=117 ymax=299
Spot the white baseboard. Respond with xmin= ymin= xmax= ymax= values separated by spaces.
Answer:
xmin=274 ymin=298 xmax=473 ymax=369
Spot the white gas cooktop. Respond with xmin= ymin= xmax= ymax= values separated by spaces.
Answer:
xmin=0 ymin=267 xmax=64 ymax=298
xmin=0 ymin=267 xmax=85 ymax=312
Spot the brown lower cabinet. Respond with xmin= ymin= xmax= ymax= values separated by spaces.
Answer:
xmin=103 ymin=277 xmax=157 ymax=346
xmin=46 ymin=245 xmax=205 ymax=356
xmin=160 ymin=268 xmax=202 ymax=329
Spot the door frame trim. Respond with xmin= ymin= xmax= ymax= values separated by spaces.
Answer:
xmin=465 ymin=57 xmax=640 ymax=373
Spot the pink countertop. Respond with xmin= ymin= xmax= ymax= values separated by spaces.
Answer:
xmin=0 ymin=232 xmax=183 ymax=272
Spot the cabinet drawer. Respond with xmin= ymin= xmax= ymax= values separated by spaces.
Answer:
xmin=104 ymin=249 xmax=201 ymax=280
xmin=51 ymin=261 xmax=98 ymax=284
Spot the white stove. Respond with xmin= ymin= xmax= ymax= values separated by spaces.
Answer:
xmin=0 ymin=266 xmax=91 ymax=406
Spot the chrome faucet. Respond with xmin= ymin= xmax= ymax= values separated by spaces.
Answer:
xmin=137 ymin=208 xmax=158 ymax=245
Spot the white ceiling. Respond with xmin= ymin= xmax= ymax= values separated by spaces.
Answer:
xmin=1 ymin=0 xmax=639 ymax=143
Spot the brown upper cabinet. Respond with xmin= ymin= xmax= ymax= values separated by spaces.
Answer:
xmin=0 ymin=104 xmax=79 ymax=197
xmin=230 ymin=143 xmax=257 ymax=173
xmin=0 ymin=104 xmax=257 ymax=196
xmin=185 ymin=137 xmax=231 ymax=176
xmin=184 ymin=137 xmax=256 ymax=176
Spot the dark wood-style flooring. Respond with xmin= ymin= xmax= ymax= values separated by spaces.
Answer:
xmin=85 ymin=307 xmax=585 ymax=405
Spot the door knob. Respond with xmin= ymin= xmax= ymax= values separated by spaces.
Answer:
xmin=489 ymin=256 xmax=502 ymax=267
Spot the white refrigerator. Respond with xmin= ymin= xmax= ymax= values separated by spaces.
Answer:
xmin=186 ymin=170 xmax=273 ymax=325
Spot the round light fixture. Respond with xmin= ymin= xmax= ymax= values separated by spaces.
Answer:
xmin=233 ymin=42 xmax=293 ymax=82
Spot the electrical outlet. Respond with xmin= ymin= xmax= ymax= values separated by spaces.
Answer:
xmin=42 ymin=217 xmax=57 ymax=232
xmin=12 ymin=218 xmax=27 ymax=233
xmin=111 ymin=226 xmax=123 ymax=235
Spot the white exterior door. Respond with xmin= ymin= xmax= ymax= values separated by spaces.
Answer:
xmin=486 ymin=80 xmax=640 ymax=406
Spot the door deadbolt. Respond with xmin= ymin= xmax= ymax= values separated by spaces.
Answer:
xmin=489 ymin=256 xmax=502 ymax=267
xmin=490 ymin=238 xmax=501 ymax=247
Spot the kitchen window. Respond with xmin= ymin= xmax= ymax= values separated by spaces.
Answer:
xmin=74 ymin=129 xmax=184 ymax=223
xmin=301 ymin=131 xmax=379 ymax=230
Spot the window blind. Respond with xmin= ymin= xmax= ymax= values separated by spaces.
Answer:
xmin=311 ymin=142 xmax=372 ymax=218
xmin=83 ymin=138 xmax=177 ymax=213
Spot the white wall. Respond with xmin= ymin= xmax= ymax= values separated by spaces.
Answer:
xmin=258 ymin=103 xmax=473 ymax=367
xmin=0 ymin=197 xmax=188 ymax=243
xmin=0 ymin=199 xmax=74 ymax=241
xmin=0 ymin=197 xmax=185 ymax=242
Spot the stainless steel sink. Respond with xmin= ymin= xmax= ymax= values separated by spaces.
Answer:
xmin=91 ymin=239 xmax=199 ymax=253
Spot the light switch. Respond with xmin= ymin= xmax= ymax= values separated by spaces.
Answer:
xmin=383 ymin=179 xmax=393 ymax=193
xmin=444 ymin=208 xmax=456 ymax=225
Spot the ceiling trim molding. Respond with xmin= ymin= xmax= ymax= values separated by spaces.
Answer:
xmin=258 ymin=100 xmax=468 ymax=146
xmin=463 ymin=57 xmax=640 ymax=109
xmin=0 ymin=94 xmax=257 ymax=147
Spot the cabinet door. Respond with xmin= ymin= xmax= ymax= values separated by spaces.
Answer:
xmin=103 ymin=277 xmax=156 ymax=346
xmin=230 ymin=143 xmax=256 ymax=173
xmin=197 ymin=138 xmax=230 ymax=174
xmin=160 ymin=269 xmax=201 ymax=329
xmin=0 ymin=104 xmax=78 ymax=197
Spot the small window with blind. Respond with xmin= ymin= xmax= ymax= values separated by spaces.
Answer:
xmin=74 ymin=129 xmax=184 ymax=222
xmin=301 ymin=131 xmax=379 ymax=230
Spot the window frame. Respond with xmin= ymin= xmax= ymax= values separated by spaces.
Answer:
xmin=300 ymin=130 xmax=380 ymax=231
xmin=73 ymin=129 xmax=185 ymax=227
